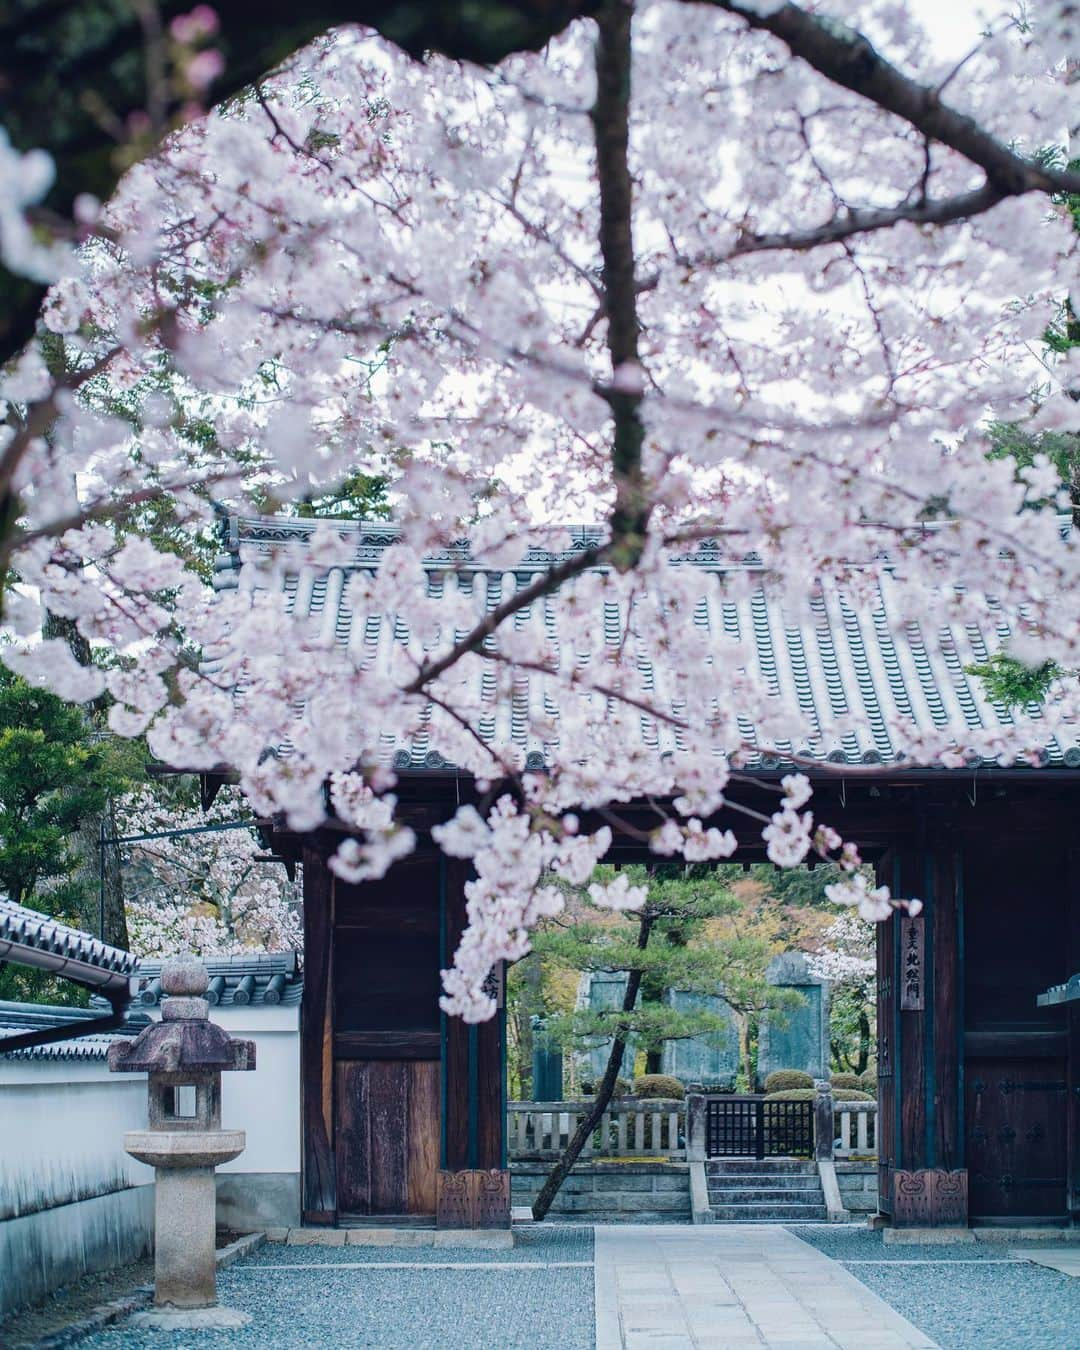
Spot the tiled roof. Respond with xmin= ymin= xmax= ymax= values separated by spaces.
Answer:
xmin=0 ymin=899 xmax=138 ymax=995
xmin=215 ymin=515 xmax=1079 ymax=771
xmin=0 ymin=1000 xmax=151 ymax=1061
xmin=1037 ymin=974 xmax=1080 ymax=1006
xmin=131 ymin=951 xmax=301 ymax=1008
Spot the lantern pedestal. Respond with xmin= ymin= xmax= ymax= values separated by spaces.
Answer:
xmin=124 ymin=1131 xmax=247 ymax=1320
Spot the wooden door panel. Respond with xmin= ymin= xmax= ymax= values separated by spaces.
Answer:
xmin=406 ymin=1061 xmax=441 ymax=1214
xmin=966 ymin=1058 xmax=1068 ymax=1219
xmin=335 ymin=1060 xmax=371 ymax=1214
xmin=369 ymin=1061 xmax=409 ymax=1213
xmin=335 ymin=1060 xmax=441 ymax=1216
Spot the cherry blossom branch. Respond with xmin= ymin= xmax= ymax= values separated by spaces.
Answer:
xmin=403 ymin=543 xmax=606 ymax=695
xmin=710 ymin=2 xmax=1080 ymax=200
xmin=714 ymin=184 xmax=1009 ymax=259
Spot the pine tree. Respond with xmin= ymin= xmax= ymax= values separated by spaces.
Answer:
xmin=529 ymin=863 xmax=803 ymax=1220
xmin=0 ymin=666 xmax=135 ymax=1002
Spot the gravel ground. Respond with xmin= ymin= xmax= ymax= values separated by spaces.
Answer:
xmin=80 ymin=1227 xmax=594 ymax=1350
xmin=792 ymin=1225 xmax=1080 ymax=1349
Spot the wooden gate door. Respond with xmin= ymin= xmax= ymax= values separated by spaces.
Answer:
xmin=331 ymin=856 xmax=443 ymax=1220
xmin=966 ymin=1060 xmax=1068 ymax=1221
xmin=335 ymin=1061 xmax=440 ymax=1217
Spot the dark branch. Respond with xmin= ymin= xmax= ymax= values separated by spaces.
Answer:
xmin=591 ymin=0 xmax=649 ymax=570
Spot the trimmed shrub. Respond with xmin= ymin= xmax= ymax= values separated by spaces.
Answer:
xmin=830 ymin=1073 xmax=863 ymax=1091
xmin=579 ymin=1076 xmax=632 ymax=1098
xmin=859 ymin=1068 xmax=878 ymax=1095
xmin=765 ymin=1087 xmax=872 ymax=1103
xmin=632 ymin=1074 xmax=685 ymax=1100
xmin=763 ymin=1069 xmax=814 ymax=1093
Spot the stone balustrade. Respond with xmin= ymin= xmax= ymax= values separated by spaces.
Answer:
xmin=508 ymin=1094 xmax=877 ymax=1162
xmin=834 ymin=1100 xmax=877 ymax=1158
xmin=507 ymin=1099 xmax=684 ymax=1159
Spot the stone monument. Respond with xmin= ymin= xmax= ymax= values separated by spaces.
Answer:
xmin=757 ymin=951 xmax=830 ymax=1087
xmin=660 ymin=990 xmax=740 ymax=1088
xmin=108 ymin=954 xmax=255 ymax=1329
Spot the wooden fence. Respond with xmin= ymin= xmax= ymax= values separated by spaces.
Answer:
xmin=507 ymin=1099 xmax=684 ymax=1159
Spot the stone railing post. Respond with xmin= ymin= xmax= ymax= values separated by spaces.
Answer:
xmin=813 ymin=1079 xmax=834 ymax=1160
xmin=685 ymin=1094 xmax=711 ymax=1224
xmin=813 ymin=1079 xmax=846 ymax=1221
xmin=685 ymin=1093 xmax=706 ymax=1162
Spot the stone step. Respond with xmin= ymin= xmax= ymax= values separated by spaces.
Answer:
xmin=707 ymin=1186 xmax=824 ymax=1205
xmin=708 ymin=1203 xmax=829 ymax=1222
xmin=706 ymin=1159 xmax=818 ymax=1174
xmin=707 ymin=1173 xmax=823 ymax=1192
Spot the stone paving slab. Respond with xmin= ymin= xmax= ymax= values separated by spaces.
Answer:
xmin=1011 ymin=1247 xmax=1080 ymax=1277
xmin=595 ymin=1225 xmax=938 ymax=1349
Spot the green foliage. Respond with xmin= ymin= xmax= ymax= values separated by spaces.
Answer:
xmin=0 ymin=666 xmax=136 ymax=1004
xmin=535 ymin=864 xmax=803 ymax=1091
xmin=964 ymin=652 xmax=1059 ymax=709
xmin=632 ymin=1074 xmax=685 ymax=1100
xmin=859 ymin=1068 xmax=878 ymax=1095
xmin=766 ymin=1087 xmax=871 ymax=1103
xmin=830 ymin=1073 xmax=863 ymax=1091
xmin=763 ymin=1069 xmax=814 ymax=1092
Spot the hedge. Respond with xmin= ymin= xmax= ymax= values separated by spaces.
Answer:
xmin=765 ymin=1087 xmax=872 ymax=1103
xmin=633 ymin=1074 xmax=686 ymax=1100
xmin=763 ymin=1069 xmax=814 ymax=1093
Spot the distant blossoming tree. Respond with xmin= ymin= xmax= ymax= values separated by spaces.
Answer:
xmin=120 ymin=788 xmax=301 ymax=957
xmin=1 ymin=2 xmax=1079 ymax=1019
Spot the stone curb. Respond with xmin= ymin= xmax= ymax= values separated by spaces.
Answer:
xmin=23 ymin=1287 xmax=154 ymax=1350
xmin=21 ymin=1232 xmax=267 ymax=1348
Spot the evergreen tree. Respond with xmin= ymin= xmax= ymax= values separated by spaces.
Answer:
xmin=0 ymin=666 xmax=135 ymax=1003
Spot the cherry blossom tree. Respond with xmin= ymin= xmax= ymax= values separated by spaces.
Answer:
xmin=120 ymin=787 xmax=301 ymax=956
xmin=1 ymin=2 xmax=1079 ymax=1021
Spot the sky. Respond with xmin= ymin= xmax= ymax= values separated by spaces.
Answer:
xmin=904 ymin=0 xmax=1004 ymax=57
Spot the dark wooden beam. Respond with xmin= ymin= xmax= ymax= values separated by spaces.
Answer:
xmin=300 ymin=846 xmax=336 ymax=1224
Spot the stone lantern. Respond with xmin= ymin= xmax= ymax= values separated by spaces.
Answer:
xmin=108 ymin=954 xmax=255 ymax=1329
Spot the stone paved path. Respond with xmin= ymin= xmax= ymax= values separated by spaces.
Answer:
xmin=594 ymin=1225 xmax=938 ymax=1350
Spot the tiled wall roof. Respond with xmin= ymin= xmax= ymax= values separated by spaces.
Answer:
xmin=131 ymin=951 xmax=301 ymax=1008
xmin=0 ymin=1000 xmax=150 ymax=1061
xmin=0 ymin=900 xmax=137 ymax=995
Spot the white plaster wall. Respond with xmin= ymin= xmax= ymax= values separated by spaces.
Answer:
xmin=0 ymin=1060 xmax=152 ymax=1220
xmin=214 ymin=1006 xmax=301 ymax=1174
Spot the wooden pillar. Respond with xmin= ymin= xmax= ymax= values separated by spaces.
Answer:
xmin=437 ymin=855 xmax=510 ymax=1228
xmin=888 ymin=836 xmax=967 ymax=1226
xmin=875 ymin=850 xmax=897 ymax=1218
xmin=1068 ymin=847 xmax=1080 ymax=1219
xmin=301 ymin=848 xmax=336 ymax=1224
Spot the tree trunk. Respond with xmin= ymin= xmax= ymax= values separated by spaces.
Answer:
xmin=737 ymin=1014 xmax=753 ymax=1091
xmin=856 ymin=1008 xmax=871 ymax=1075
xmin=531 ymin=912 xmax=652 ymax=1221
